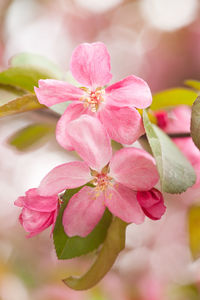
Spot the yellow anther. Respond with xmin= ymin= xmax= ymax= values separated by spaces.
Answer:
xmin=79 ymin=87 xmax=105 ymax=112
xmin=91 ymin=171 xmax=113 ymax=196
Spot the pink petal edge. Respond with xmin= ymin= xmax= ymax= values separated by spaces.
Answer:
xmin=34 ymin=79 xmax=83 ymax=107
xmin=98 ymin=105 xmax=144 ymax=144
xmin=105 ymin=184 xmax=145 ymax=224
xmin=110 ymin=147 xmax=159 ymax=191
xmin=67 ymin=115 xmax=112 ymax=172
xmin=106 ymin=75 xmax=152 ymax=109
xmin=56 ymin=101 xmax=91 ymax=151
xmin=70 ymin=42 xmax=112 ymax=88
xmin=38 ymin=161 xmax=92 ymax=196
xmin=62 ymin=186 xmax=105 ymax=237
xmin=23 ymin=188 xmax=58 ymax=212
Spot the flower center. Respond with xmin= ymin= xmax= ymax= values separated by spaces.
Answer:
xmin=90 ymin=165 xmax=113 ymax=197
xmin=80 ymin=87 xmax=105 ymax=112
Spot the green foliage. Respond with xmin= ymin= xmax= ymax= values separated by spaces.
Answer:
xmin=0 ymin=84 xmax=25 ymax=106
xmin=0 ymin=68 xmax=52 ymax=93
xmin=111 ymin=140 xmax=123 ymax=151
xmin=138 ymin=135 xmax=152 ymax=154
xmin=9 ymin=124 xmax=54 ymax=151
xmin=143 ymin=110 xmax=196 ymax=193
xmin=0 ymin=94 xmax=44 ymax=117
xmin=191 ymin=96 xmax=200 ymax=150
xmin=53 ymin=187 xmax=112 ymax=260
xmin=184 ymin=79 xmax=200 ymax=91
xmin=0 ymin=53 xmax=63 ymax=93
xmin=63 ymin=217 xmax=127 ymax=290
xmin=188 ymin=205 xmax=200 ymax=259
xmin=10 ymin=53 xmax=63 ymax=80
xmin=0 ymin=53 xmax=64 ymax=117
xmin=151 ymin=88 xmax=198 ymax=110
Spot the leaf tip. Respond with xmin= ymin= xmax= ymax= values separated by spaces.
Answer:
xmin=63 ymin=276 xmax=84 ymax=290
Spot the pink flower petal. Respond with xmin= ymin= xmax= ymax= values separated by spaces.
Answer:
xmin=163 ymin=105 xmax=191 ymax=134
xmin=154 ymin=111 xmax=168 ymax=129
xmin=38 ymin=162 xmax=92 ymax=196
xmin=110 ymin=148 xmax=159 ymax=191
xmin=98 ymin=105 xmax=144 ymax=144
xmin=105 ymin=184 xmax=145 ymax=224
xmin=63 ymin=186 xmax=105 ymax=237
xmin=106 ymin=75 xmax=152 ymax=109
xmin=173 ymin=137 xmax=200 ymax=168
xmin=21 ymin=208 xmax=54 ymax=234
xmin=67 ymin=115 xmax=112 ymax=172
xmin=14 ymin=196 xmax=25 ymax=207
xmin=19 ymin=213 xmax=23 ymax=225
xmin=34 ymin=79 xmax=83 ymax=107
xmin=26 ymin=231 xmax=43 ymax=238
xmin=23 ymin=188 xmax=58 ymax=212
xmin=56 ymin=102 xmax=90 ymax=151
xmin=137 ymin=188 xmax=166 ymax=220
xmin=70 ymin=42 xmax=112 ymax=88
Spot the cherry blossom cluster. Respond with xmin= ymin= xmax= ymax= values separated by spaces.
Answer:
xmin=15 ymin=42 xmax=166 ymax=238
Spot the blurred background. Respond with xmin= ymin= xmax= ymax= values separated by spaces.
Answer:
xmin=0 ymin=0 xmax=200 ymax=299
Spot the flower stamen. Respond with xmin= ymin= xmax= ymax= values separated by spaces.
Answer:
xmin=90 ymin=167 xmax=113 ymax=198
xmin=80 ymin=87 xmax=105 ymax=112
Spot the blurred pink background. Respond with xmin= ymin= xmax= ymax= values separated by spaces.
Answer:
xmin=0 ymin=0 xmax=200 ymax=299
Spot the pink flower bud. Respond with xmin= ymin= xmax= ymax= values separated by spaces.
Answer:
xmin=15 ymin=188 xmax=58 ymax=237
xmin=137 ymin=188 xmax=166 ymax=220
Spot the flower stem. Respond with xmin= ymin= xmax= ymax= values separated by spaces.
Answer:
xmin=63 ymin=217 xmax=127 ymax=290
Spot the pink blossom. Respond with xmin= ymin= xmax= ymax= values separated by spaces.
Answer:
xmin=154 ymin=110 xmax=168 ymax=129
xmin=38 ymin=115 xmax=164 ymax=238
xmin=155 ymin=105 xmax=191 ymax=134
xmin=137 ymin=188 xmax=166 ymax=220
xmin=14 ymin=188 xmax=58 ymax=237
xmin=35 ymin=42 xmax=152 ymax=150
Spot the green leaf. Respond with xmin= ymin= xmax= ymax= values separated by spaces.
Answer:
xmin=184 ymin=79 xmax=200 ymax=91
xmin=143 ymin=110 xmax=196 ymax=193
xmin=9 ymin=123 xmax=54 ymax=151
xmin=63 ymin=217 xmax=127 ymax=290
xmin=151 ymin=88 xmax=198 ymax=110
xmin=138 ymin=135 xmax=152 ymax=154
xmin=111 ymin=140 xmax=123 ymax=151
xmin=10 ymin=53 xmax=63 ymax=80
xmin=0 ymin=53 xmax=63 ymax=92
xmin=188 ymin=205 xmax=200 ymax=259
xmin=191 ymin=96 xmax=200 ymax=150
xmin=0 ymin=94 xmax=44 ymax=117
xmin=53 ymin=187 xmax=112 ymax=260
xmin=0 ymin=84 xmax=25 ymax=106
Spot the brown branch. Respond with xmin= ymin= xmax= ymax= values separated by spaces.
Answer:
xmin=167 ymin=133 xmax=191 ymax=138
